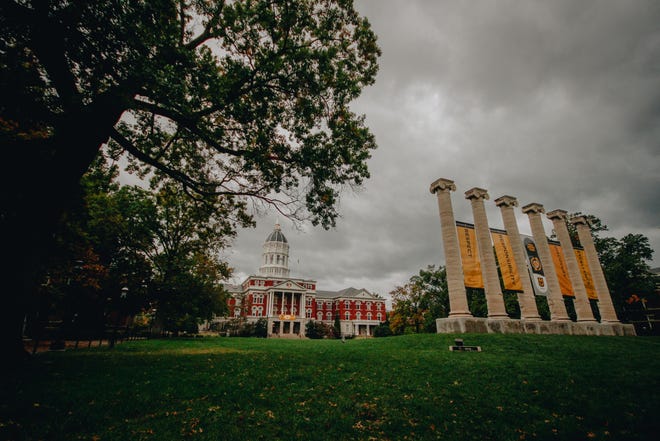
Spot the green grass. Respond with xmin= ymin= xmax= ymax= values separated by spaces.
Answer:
xmin=2 ymin=334 xmax=659 ymax=440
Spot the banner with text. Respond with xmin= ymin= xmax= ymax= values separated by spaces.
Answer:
xmin=521 ymin=235 xmax=548 ymax=296
xmin=490 ymin=228 xmax=523 ymax=292
xmin=574 ymin=247 xmax=598 ymax=300
xmin=548 ymin=240 xmax=574 ymax=297
xmin=456 ymin=221 xmax=484 ymax=289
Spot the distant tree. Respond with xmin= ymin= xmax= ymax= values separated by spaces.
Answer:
xmin=598 ymin=234 xmax=656 ymax=320
xmin=389 ymin=265 xmax=449 ymax=334
xmin=1 ymin=0 xmax=380 ymax=360
xmin=555 ymin=213 xmax=656 ymax=322
xmin=333 ymin=313 xmax=342 ymax=338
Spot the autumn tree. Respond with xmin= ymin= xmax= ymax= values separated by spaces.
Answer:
xmin=1 ymin=0 xmax=380 ymax=359
xmin=389 ymin=265 xmax=449 ymax=334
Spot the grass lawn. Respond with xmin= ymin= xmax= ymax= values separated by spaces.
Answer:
xmin=2 ymin=334 xmax=659 ymax=440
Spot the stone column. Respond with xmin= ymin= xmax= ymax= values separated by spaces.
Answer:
xmin=430 ymin=178 xmax=472 ymax=317
xmin=494 ymin=195 xmax=541 ymax=321
xmin=546 ymin=210 xmax=596 ymax=322
xmin=464 ymin=188 xmax=508 ymax=319
xmin=571 ymin=216 xmax=619 ymax=323
xmin=521 ymin=203 xmax=571 ymax=321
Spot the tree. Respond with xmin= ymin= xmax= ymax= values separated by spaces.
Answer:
xmin=108 ymin=181 xmax=236 ymax=333
xmin=597 ymin=234 xmax=656 ymax=321
xmin=333 ymin=313 xmax=341 ymax=338
xmin=557 ymin=213 xmax=656 ymax=322
xmin=1 ymin=0 xmax=380 ymax=359
xmin=389 ymin=265 xmax=449 ymax=334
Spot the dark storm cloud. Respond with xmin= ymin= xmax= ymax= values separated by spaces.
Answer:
xmin=227 ymin=0 xmax=660 ymax=296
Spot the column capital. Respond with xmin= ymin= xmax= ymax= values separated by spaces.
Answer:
xmin=521 ymin=202 xmax=545 ymax=214
xmin=546 ymin=209 xmax=568 ymax=221
xmin=494 ymin=195 xmax=518 ymax=208
xmin=464 ymin=187 xmax=489 ymax=201
xmin=430 ymin=178 xmax=456 ymax=194
xmin=570 ymin=215 xmax=589 ymax=227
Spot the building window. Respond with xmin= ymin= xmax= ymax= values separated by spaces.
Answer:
xmin=366 ymin=302 xmax=372 ymax=310
xmin=367 ymin=312 xmax=372 ymax=320
xmin=306 ymin=309 xmax=312 ymax=318
xmin=234 ymin=308 xmax=241 ymax=317
xmin=317 ymin=311 xmax=323 ymax=320
xmin=344 ymin=300 xmax=350 ymax=309
xmin=356 ymin=312 xmax=361 ymax=320
xmin=345 ymin=311 xmax=350 ymax=320
xmin=292 ymin=307 xmax=297 ymax=315
xmin=356 ymin=301 xmax=362 ymax=309
xmin=306 ymin=298 xmax=312 ymax=306
xmin=377 ymin=313 xmax=382 ymax=321
xmin=316 ymin=301 xmax=323 ymax=308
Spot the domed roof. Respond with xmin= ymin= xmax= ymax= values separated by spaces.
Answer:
xmin=266 ymin=223 xmax=287 ymax=243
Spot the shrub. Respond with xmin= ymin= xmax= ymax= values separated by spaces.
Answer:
xmin=373 ymin=322 xmax=393 ymax=337
xmin=305 ymin=320 xmax=332 ymax=339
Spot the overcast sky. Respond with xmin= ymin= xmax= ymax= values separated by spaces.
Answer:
xmin=224 ymin=0 xmax=660 ymax=297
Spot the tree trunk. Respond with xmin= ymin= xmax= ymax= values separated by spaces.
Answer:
xmin=1 ymin=110 xmax=122 ymax=365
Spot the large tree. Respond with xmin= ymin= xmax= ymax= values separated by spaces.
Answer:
xmin=1 ymin=1 xmax=379 ymax=360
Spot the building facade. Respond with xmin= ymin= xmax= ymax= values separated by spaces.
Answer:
xmin=220 ymin=224 xmax=386 ymax=337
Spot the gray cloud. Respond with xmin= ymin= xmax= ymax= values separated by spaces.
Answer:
xmin=226 ymin=0 xmax=660 ymax=296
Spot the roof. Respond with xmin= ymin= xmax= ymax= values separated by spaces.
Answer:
xmin=223 ymin=284 xmax=243 ymax=294
xmin=314 ymin=287 xmax=381 ymax=300
xmin=265 ymin=223 xmax=287 ymax=243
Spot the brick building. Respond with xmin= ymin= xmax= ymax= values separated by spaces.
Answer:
xmin=218 ymin=224 xmax=386 ymax=337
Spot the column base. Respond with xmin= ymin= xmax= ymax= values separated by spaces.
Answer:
xmin=436 ymin=318 xmax=637 ymax=336
xmin=448 ymin=311 xmax=474 ymax=318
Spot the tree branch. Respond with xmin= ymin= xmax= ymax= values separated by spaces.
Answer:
xmin=183 ymin=0 xmax=226 ymax=50
xmin=131 ymin=98 xmax=249 ymax=158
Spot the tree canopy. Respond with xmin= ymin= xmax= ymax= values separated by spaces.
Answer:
xmin=1 ymin=0 xmax=379 ymax=226
xmin=1 ymin=0 xmax=380 ymax=358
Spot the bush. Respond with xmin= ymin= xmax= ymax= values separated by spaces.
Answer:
xmin=305 ymin=320 xmax=332 ymax=339
xmin=254 ymin=318 xmax=268 ymax=338
xmin=373 ymin=322 xmax=393 ymax=337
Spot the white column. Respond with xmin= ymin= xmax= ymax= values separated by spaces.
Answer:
xmin=522 ymin=203 xmax=571 ymax=321
xmin=547 ymin=210 xmax=596 ymax=323
xmin=494 ymin=195 xmax=541 ymax=321
xmin=465 ymin=187 xmax=508 ymax=319
xmin=571 ymin=216 xmax=619 ymax=323
xmin=430 ymin=178 xmax=473 ymax=317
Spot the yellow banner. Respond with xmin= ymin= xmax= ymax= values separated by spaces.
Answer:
xmin=574 ymin=248 xmax=598 ymax=300
xmin=548 ymin=242 xmax=574 ymax=297
xmin=491 ymin=230 xmax=522 ymax=291
xmin=456 ymin=222 xmax=483 ymax=289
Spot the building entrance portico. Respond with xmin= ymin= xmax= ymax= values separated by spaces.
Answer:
xmin=270 ymin=318 xmax=303 ymax=337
